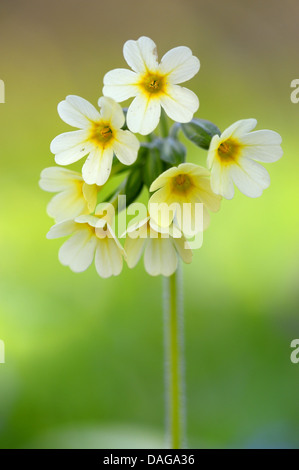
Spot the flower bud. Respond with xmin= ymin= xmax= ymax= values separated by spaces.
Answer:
xmin=181 ymin=119 xmax=221 ymax=150
xmin=160 ymin=137 xmax=186 ymax=166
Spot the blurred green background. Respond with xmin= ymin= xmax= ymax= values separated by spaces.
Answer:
xmin=0 ymin=0 xmax=299 ymax=449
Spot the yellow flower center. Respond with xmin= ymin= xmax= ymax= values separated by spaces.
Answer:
xmin=91 ymin=123 xmax=114 ymax=146
xmin=217 ymin=138 xmax=241 ymax=164
xmin=140 ymin=73 xmax=166 ymax=96
xmin=172 ymin=173 xmax=192 ymax=193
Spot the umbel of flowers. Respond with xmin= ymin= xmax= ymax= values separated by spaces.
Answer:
xmin=40 ymin=36 xmax=283 ymax=452
xmin=40 ymin=36 xmax=283 ymax=278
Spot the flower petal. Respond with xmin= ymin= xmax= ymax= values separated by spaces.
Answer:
xmin=123 ymin=36 xmax=159 ymax=73
xmin=59 ymin=229 xmax=97 ymax=272
xmin=148 ymin=187 xmax=177 ymax=228
xmin=58 ymin=95 xmax=100 ymax=128
xmin=113 ymin=129 xmax=139 ymax=165
xmin=95 ymin=238 xmax=123 ymax=278
xmin=241 ymin=130 xmax=283 ymax=162
xmin=82 ymin=183 xmax=98 ymax=213
xmin=54 ymin=141 xmax=93 ymax=166
xmin=47 ymin=189 xmax=88 ymax=222
xmin=69 ymin=236 xmax=97 ymax=273
xmin=230 ymin=158 xmax=270 ymax=198
xmin=243 ymin=145 xmax=283 ymax=163
xmin=210 ymin=160 xmax=235 ymax=200
xmin=127 ymin=95 xmax=161 ymax=135
xmin=191 ymin=177 xmax=222 ymax=212
xmin=207 ymin=134 xmax=221 ymax=169
xmin=97 ymin=147 xmax=114 ymax=185
xmin=47 ymin=219 xmax=78 ymax=239
xmin=160 ymin=46 xmax=200 ymax=84
xmin=39 ymin=167 xmax=82 ymax=192
xmin=50 ymin=130 xmax=89 ymax=154
xmin=149 ymin=167 xmax=181 ymax=192
xmin=82 ymin=148 xmax=102 ymax=185
xmin=124 ymin=236 xmax=147 ymax=268
xmin=181 ymin=163 xmax=210 ymax=178
xmin=82 ymin=147 xmax=113 ymax=186
xmin=160 ymin=85 xmax=199 ymax=123
xmin=144 ymin=237 xmax=178 ymax=276
xmin=98 ymin=96 xmax=125 ymax=129
xmin=221 ymin=118 xmax=257 ymax=140
xmin=76 ymin=214 xmax=101 ymax=227
xmin=103 ymin=69 xmax=139 ymax=102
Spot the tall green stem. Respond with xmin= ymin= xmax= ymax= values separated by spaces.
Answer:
xmin=163 ymin=265 xmax=185 ymax=449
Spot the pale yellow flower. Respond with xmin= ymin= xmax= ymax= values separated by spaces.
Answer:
xmin=207 ymin=119 xmax=283 ymax=199
xmin=50 ymin=95 xmax=139 ymax=186
xmin=148 ymin=163 xmax=221 ymax=232
xmin=39 ymin=167 xmax=98 ymax=222
xmin=103 ymin=36 xmax=200 ymax=135
xmin=47 ymin=208 xmax=124 ymax=278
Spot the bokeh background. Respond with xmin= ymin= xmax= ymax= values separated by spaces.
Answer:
xmin=0 ymin=0 xmax=298 ymax=449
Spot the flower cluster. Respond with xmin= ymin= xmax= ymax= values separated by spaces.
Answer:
xmin=40 ymin=36 xmax=283 ymax=278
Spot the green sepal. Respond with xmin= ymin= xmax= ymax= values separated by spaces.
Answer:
xmin=180 ymin=119 xmax=221 ymax=150
xmin=159 ymin=137 xmax=186 ymax=166
xmin=124 ymin=166 xmax=144 ymax=207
